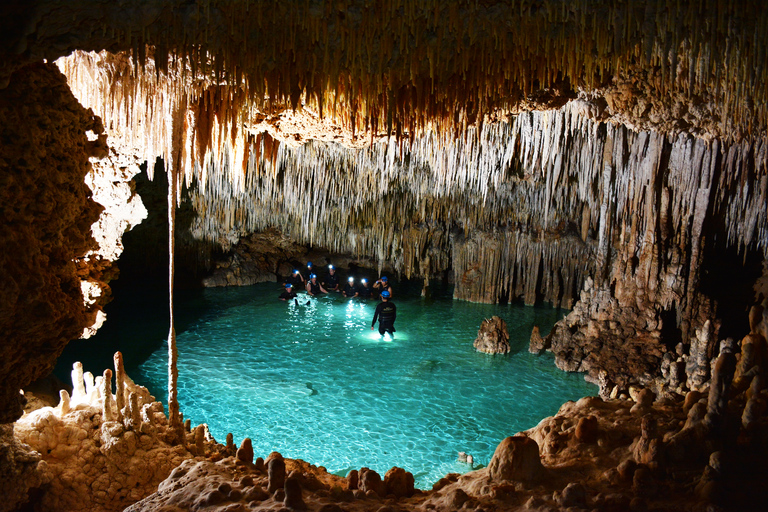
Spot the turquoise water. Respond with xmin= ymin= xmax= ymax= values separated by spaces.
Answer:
xmin=128 ymin=281 xmax=596 ymax=489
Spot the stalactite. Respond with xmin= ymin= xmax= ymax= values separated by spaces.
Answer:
xmin=53 ymin=1 xmax=768 ymax=314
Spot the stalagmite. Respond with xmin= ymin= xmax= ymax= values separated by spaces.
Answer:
xmin=268 ymin=455 xmax=286 ymax=493
xmin=114 ymin=352 xmax=126 ymax=422
xmin=194 ymin=424 xmax=205 ymax=456
xmin=128 ymin=392 xmax=141 ymax=430
xmin=102 ymin=369 xmax=115 ymax=423
xmin=58 ymin=390 xmax=71 ymax=417
xmin=84 ymin=372 xmax=95 ymax=401
xmin=71 ymin=362 xmax=86 ymax=403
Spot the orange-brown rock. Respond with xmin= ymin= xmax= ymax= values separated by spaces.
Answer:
xmin=487 ymin=436 xmax=544 ymax=483
xmin=473 ymin=316 xmax=511 ymax=354
xmin=0 ymin=62 xmax=103 ymax=422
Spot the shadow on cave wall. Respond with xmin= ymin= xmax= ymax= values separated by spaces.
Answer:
xmin=118 ymin=158 xmax=220 ymax=286
xmin=53 ymin=159 xmax=222 ymax=380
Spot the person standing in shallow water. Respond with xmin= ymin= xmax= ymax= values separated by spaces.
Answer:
xmin=324 ymin=264 xmax=340 ymax=292
xmin=288 ymin=269 xmax=305 ymax=288
xmin=304 ymin=261 xmax=315 ymax=282
xmin=371 ymin=290 xmax=396 ymax=337
xmin=373 ymin=276 xmax=393 ymax=298
xmin=343 ymin=276 xmax=358 ymax=298
xmin=357 ymin=278 xmax=372 ymax=299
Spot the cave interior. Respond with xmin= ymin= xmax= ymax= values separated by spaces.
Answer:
xmin=1 ymin=1 xmax=768 ymax=511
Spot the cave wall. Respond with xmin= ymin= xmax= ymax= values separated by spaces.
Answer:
xmin=0 ymin=63 xmax=105 ymax=422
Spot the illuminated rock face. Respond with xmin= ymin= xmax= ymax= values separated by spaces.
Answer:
xmin=0 ymin=63 xmax=104 ymax=422
xmin=10 ymin=354 xmax=197 ymax=512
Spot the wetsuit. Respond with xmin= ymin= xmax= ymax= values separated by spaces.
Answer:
xmin=279 ymin=290 xmax=297 ymax=300
xmin=288 ymin=272 xmax=305 ymax=287
xmin=358 ymin=285 xmax=372 ymax=299
xmin=307 ymin=280 xmax=325 ymax=295
xmin=343 ymin=283 xmax=358 ymax=297
xmin=373 ymin=281 xmax=392 ymax=298
xmin=325 ymin=272 xmax=340 ymax=291
xmin=372 ymin=300 xmax=397 ymax=335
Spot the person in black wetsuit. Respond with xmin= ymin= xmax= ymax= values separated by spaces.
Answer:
xmin=305 ymin=261 xmax=316 ymax=281
xmin=371 ymin=290 xmax=396 ymax=336
xmin=343 ymin=276 xmax=358 ymax=298
xmin=279 ymin=283 xmax=297 ymax=301
xmin=306 ymin=273 xmax=328 ymax=296
xmin=324 ymin=265 xmax=341 ymax=292
xmin=288 ymin=268 xmax=305 ymax=288
xmin=357 ymin=278 xmax=372 ymax=299
xmin=373 ymin=275 xmax=393 ymax=298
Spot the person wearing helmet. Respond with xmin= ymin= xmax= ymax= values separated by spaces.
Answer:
xmin=306 ymin=273 xmax=328 ymax=296
xmin=305 ymin=261 xmax=316 ymax=280
xmin=357 ymin=278 xmax=372 ymax=299
xmin=373 ymin=275 xmax=393 ymax=298
xmin=278 ymin=283 xmax=297 ymax=301
xmin=288 ymin=267 xmax=306 ymax=287
xmin=324 ymin=264 xmax=341 ymax=292
xmin=371 ymin=290 xmax=396 ymax=337
xmin=343 ymin=276 xmax=358 ymax=298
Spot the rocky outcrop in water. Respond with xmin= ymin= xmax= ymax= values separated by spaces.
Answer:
xmin=473 ymin=316 xmax=511 ymax=354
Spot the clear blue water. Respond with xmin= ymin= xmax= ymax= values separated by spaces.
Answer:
xmin=113 ymin=281 xmax=597 ymax=489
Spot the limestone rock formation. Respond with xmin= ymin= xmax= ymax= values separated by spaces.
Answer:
xmin=0 ymin=63 xmax=103 ymax=422
xmin=9 ymin=327 xmax=764 ymax=512
xmin=2 ymin=1 xmax=768 ymax=511
xmin=9 ymin=354 xmax=201 ymax=512
xmin=0 ymin=424 xmax=50 ymax=512
xmin=473 ymin=316 xmax=511 ymax=354
xmin=487 ymin=435 xmax=544 ymax=483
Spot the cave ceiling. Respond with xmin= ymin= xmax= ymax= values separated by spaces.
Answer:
xmin=2 ymin=0 xmax=767 ymax=143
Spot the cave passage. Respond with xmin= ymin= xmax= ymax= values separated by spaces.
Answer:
xmin=68 ymin=279 xmax=595 ymax=489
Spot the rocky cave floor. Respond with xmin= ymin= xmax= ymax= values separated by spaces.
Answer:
xmin=5 ymin=325 xmax=767 ymax=512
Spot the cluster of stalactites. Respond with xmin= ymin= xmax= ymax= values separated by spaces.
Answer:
xmin=153 ymin=1 xmax=768 ymax=140
xmin=59 ymin=0 xmax=768 ymax=176
xmin=186 ymin=104 xmax=767 ymax=308
xmin=195 ymin=106 xmax=764 ymax=228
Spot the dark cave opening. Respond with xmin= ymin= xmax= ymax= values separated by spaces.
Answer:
xmin=700 ymin=241 xmax=764 ymax=342
xmin=117 ymin=158 xmax=222 ymax=287
xmin=659 ymin=302 xmax=683 ymax=352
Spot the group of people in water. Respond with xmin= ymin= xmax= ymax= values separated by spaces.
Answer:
xmin=278 ymin=262 xmax=397 ymax=337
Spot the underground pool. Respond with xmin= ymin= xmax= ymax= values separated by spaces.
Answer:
xmin=58 ymin=279 xmax=597 ymax=489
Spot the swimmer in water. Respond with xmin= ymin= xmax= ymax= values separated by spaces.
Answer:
xmin=278 ymin=283 xmax=297 ymax=301
xmin=306 ymin=273 xmax=328 ymax=296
